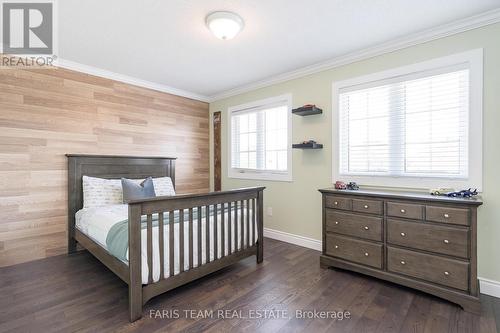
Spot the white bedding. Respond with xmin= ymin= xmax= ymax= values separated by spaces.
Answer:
xmin=76 ymin=205 xmax=256 ymax=284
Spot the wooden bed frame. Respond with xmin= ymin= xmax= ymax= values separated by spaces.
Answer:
xmin=67 ymin=154 xmax=265 ymax=322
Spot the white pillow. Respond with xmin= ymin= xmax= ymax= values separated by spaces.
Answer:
xmin=128 ymin=177 xmax=175 ymax=196
xmin=82 ymin=176 xmax=175 ymax=208
xmin=82 ymin=176 xmax=123 ymax=208
xmin=152 ymin=177 xmax=176 ymax=196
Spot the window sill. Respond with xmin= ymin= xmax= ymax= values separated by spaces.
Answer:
xmin=228 ymin=170 xmax=292 ymax=182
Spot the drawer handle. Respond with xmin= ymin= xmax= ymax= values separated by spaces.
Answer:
xmin=444 ymin=271 xmax=450 ymax=276
xmin=364 ymin=205 xmax=369 ymax=209
xmin=364 ymin=226 xmax=369 ymax=230
xmin=335 ymin=221 xmax=339 ymax=225
xmin=443 ymin=239 xmax=450 ymax=244
xmin=444 ymin=213 xmax=450 ymax=218
xmin=364 ymin=252 xmax=369 ymax=257
xmin=400 ymin=209 xmax=406 ymax=213
xmin=400 ymin=232 xmax=406 ymax=237
xmin=334 ymin=201 xmax=338 ymax=205
xmin=334 ymin=245 xmax=339 ymax=249
xmin=400 ymin=260 xmax=406 ymax=265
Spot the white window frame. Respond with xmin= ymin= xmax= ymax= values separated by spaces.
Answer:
xmin=227 ymin=94 xmax=293 ymax=182
xmin=332 ymin=49 xmax=483 ymax=191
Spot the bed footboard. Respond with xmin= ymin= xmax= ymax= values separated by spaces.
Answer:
xmin=127 ymin=187 xmax=265 ymax=322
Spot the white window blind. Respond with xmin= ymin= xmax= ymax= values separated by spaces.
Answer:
xmin=339 ymin=66 xmax=469 ymax=179
xmin=230 ymin=97 xmax=290 ymax=179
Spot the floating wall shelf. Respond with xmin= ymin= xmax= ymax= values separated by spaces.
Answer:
xmin=292 ymin=105 xmax=323 ymax=116
xmin=292 ymin=143 xmax=323 ymax=149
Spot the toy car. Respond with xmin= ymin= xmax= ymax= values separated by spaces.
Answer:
xmin=430 ymin=188 xmax=455 ymax=196
xmin=346 ymin=182 xmax=359 ymax=190
xmin=459 ymin=188 xmax=478 ymax=198
xmin=335 ymin=181 xmax=347 ymax=190
xmin=446 ymin=188 xmax=478 ymax=198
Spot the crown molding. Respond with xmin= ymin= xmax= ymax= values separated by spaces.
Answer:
xmin=209 ymin=8 xmax=500 ymax=102
xmin=54 ymin=58 xmax=211 ymax=102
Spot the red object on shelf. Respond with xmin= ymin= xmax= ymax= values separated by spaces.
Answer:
xmin=335 ymin=181 xmax=347 ymax=190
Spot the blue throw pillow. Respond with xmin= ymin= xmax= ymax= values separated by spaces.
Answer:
xmin=121 ymin=177 xmax=156 ymax=203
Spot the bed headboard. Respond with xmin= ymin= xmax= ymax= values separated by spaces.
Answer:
xmin=66 ymin=154 xmax=176 ymax=252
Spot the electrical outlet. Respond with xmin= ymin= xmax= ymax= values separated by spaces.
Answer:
xmin=267 ymin=207 xmax=273 ymax=216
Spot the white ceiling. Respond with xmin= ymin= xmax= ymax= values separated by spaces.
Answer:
xmin=59 ymin=0 xmax=500 ymax=100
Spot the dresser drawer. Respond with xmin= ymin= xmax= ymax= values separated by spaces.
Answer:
xmin=326 ymin=234 xmax=382 ymax=269
xmin=387 ymin=202 xmax=423 ymax=220
xmin=426 ymin=206 xmax=469 ymax=226
xmin=352 ymin=198 xmax=383 ymax=215
xmin=387 ymin=219 xmax=469 ymax=258
xmin=387 ymin=247 xmax=469 ymax=291
xmin=325 ymin=195 xmax=352 ymax=211
xmin=326 ymin=210 xmax=382 ymax=241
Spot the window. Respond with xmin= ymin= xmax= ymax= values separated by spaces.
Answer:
xmin=228 ymin=94 xmax=292 ymax=181
xmin=333 ymin=50 xmax=483 ymax=190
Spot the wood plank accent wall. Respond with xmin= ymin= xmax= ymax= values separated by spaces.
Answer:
xmin=0 ymin=66 xmax=209 ymax=267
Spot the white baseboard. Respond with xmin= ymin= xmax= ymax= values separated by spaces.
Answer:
xmin=479 ymin=277 xmax=500 ymax=298
xmin=263 ymin=228 xmax=500 ymax=299
xmin=263 ymin=228 xmax=321 ymax=251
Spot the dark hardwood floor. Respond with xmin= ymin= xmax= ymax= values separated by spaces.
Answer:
xmin=1 ymin=238 xmax=499 ymax=333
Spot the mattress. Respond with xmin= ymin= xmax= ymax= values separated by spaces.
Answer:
xmin=75 ymin=204 xmax=256 ymax=284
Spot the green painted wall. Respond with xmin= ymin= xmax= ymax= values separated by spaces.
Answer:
xmin=209 ymin=23 xmax=500 ymax=282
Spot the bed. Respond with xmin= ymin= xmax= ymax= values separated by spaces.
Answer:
xmin=67 ymin=154 xmax=265 ymax=322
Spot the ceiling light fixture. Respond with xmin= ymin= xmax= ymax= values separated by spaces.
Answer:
xmin=206 ymin=11 xmax=244 ymax=40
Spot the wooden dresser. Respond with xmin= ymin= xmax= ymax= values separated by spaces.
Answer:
xmin=319 ymin=188 xmax=483 ymax=313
